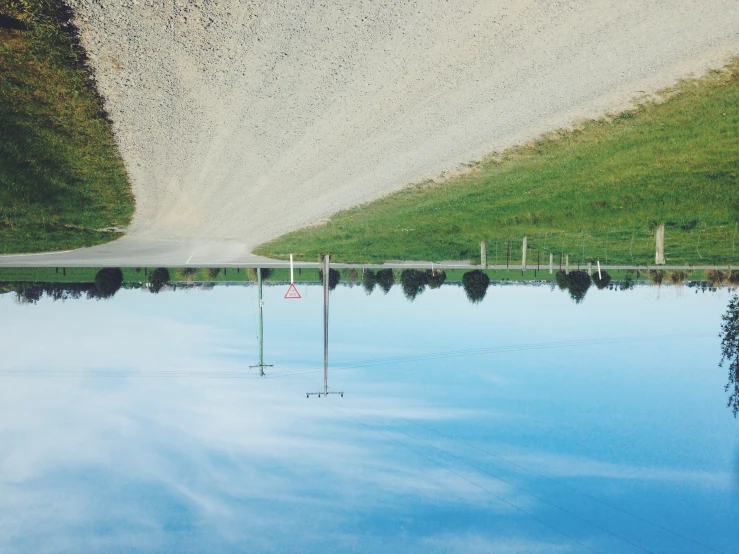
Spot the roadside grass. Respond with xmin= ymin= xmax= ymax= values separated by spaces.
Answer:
xmin=255 ymin=60 xmax=739 ymax=265
xmin=0 ymin=0 xmax=134 ymax=254
xmin=0 ymin=266 xmax=714 ymax=287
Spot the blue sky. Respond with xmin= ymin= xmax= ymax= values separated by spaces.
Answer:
xmin=0 ymin=281 xmax=737 ymax=553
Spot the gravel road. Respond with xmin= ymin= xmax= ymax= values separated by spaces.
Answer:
xmin=6 ymin=0 xmax=739 ymax=265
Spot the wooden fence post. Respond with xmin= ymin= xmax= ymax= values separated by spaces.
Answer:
xmin=655 ymin=224 xmax=665 ymax=265
xmin=522 ymin=237 xmax=528 ymax=270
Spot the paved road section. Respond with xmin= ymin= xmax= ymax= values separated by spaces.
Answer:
xmin=3 ymin=0 xmax=739 ymax=266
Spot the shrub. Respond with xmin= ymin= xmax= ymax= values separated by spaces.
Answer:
xmin=669 ymin=270 xmax=689 ymax=286
xmin=345 ymin=268 xmax=359 ymax=282
xmin=319 ymin=268 xmax=341 ymax=291
xmin=178 ymin=267 xmax=198 ymax=281
xmin=376 ymin=269 xmax=395 ymax=294
xmin=247 ymin=267 xmax=272 ymax=281
xmin=206 ymin=268 xmax=221 ymax=279
xmin=649 ymin=270 xmax=665 ymax=286
xmin=362 ymin=269 xmax=377 ymax=294
xmin=566 ymin=270 xmax=591 ymax=303
xmin=592 ymin=270 xmax=611 ymax=290
xmin=462 ymin=270 xmax=490 ymax=303
xmin=149 ymin=268 xmax=170 ymax=293
xmin=706 ymin=270 xmax=727 ymax=288
xmin=94 ymin=267 xmax=123 ymax=298
xmin=400 ymin=269 xmax=429 ymax=301
xmin=428 ymin=270 xmax=446 ymax=289
xmin=729 ymin=271 xmax=739 ymax=289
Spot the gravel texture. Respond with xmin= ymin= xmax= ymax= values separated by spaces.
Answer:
xmin=66 ymin=0 xmax=739 ymax=256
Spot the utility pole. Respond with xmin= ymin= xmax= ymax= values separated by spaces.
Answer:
xmin=250 ymin=267 xmax=272 ymax=377
xmin=307 ymin=255 xmax=343 ymax=399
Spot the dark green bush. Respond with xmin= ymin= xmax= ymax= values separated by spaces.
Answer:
xmin=94 ymin=267 xmax=123 ymax=298
xmin=592 ymin=270 xmax=612 ymax=290
xmin=462 ymin=270 xmax=490 ymax=303
xmin=428 ymin=270 xmax=446 ymax=289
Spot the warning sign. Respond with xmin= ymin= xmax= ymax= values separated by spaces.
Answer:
xmin=284 ymin=283 xmax=301 ymax=299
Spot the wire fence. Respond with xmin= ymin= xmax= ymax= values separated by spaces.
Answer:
xmin=485 ymin=224 xmax=739 ymax=268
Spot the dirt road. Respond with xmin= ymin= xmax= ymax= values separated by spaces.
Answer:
xmin=4 ymin=0 xmax=739 ymax=265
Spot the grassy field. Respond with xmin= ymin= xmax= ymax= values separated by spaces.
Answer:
xmin=0 ymin=0 xmax=133 ymax=254
xmin=255 ymin=60 xmax=739 ymax=265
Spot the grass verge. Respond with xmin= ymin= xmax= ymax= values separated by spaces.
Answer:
xmin=255 ymin=60 xmax=739 ymax=265
xmin=0 ymin=0 xmax=133 ymax=254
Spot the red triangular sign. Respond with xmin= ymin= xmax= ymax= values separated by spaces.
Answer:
xmin=284 ymin=283 xmax=301 ymax=299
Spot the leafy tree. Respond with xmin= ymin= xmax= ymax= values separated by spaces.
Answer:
xmin=149 ymin=268 xmax=170 ymax=293
xmin=566 ymin=270 xmax=591 ymax=303
xmin=362 ymin=269 xmax=377 ymax=294
xmin=428 ymin=270 xmax=446 ymax=289
xmin=719 ymin=295 xmax=739 ymax=417
xmin=376 ymin=269 xmax=395 ymax=294
xmin=400 ymin=269 xmax=429 ymax=301
xmin=319 ymin=268 xmax=340 ymax=291
xmin=462 ymin=270 xmax=490 ymax=303
xmin=94 ymin=267 xmax=123 ymax=298
xmin=592 ymin=270 xmax=611 ymax=290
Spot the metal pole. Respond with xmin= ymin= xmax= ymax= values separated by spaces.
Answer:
xmin=290 ymin=254 xmax=294 ymax=283
xmin=324 ymin=254 xmax=329 ymax=395
xmin=258 ymin=267 xmax=264 ymax=376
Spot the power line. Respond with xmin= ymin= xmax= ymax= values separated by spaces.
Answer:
xmin=347 ymin=398 xmax=726 ymax=554
xmin=319 ymin=401 xmax=600 ymax=554
xmin=334 ymin=401 xmax=653 ymax=553
xmin=0 ymin=333 xmax=712 ymax=380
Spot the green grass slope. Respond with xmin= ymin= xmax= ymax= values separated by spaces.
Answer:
xmin=0 ymin=0 xmax=134 ymax=254
xmin=256 ymin=61 xmax=739 ymax=265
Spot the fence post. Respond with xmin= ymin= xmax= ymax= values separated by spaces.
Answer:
xmin=549 ymin=253 xmax=554 ymax=274
xmin=565 ymin=255 xmax=569 ymax=273
xmin=480 ymin=241 xmax=487 ymax=268
xmin=522 ymin=237 xmax=528 ymax=270
xmin=655 ymin=224 xmax=665 ymax=265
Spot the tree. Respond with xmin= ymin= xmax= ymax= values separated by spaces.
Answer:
xmin=94 ymin=267 xmax=123 ymax=299
xmin=566 ymin=270 xmax=591 ymax=303
xmin=720 ymin=295 xmax=739 ymax=417
xmin=319 ymin=268 xmax=340 ymax=291
xmin=592 ymin=270 xmax=611 ymax=290
xmin=462 ymin=270 xmax=490 ymax=303
xmin=206 ymin=267 xmax=221 ymax=279
xmin=362 ymin=269 xmax=377 ymax=294
xmin=428 ymin=270 xmax=446 ymax=289
xmin=376 ymin=269 xmax=395 ymax=294
xmin=149 ymin=268 xmax=170 ymax=293
xmin=400 ymin=269 xmax=429 ymax=301
xmin=555 ymin=270 xmax=569 ymax=291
